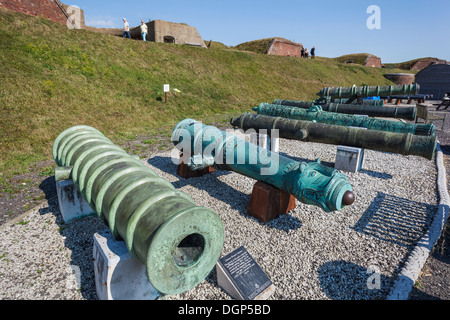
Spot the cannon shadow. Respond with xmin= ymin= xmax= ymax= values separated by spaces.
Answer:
xmin=38 ymin=178 xmax=106 ymax=300
xmin=38 ymin=175 xmax=57 ymax=202
xmin=147 ymin=155 xmax=302 ymax=232
xmin=352 ymin=192 xmax=436 ymax=249
xmin=318 ymin=260 xmax=391 ymax=300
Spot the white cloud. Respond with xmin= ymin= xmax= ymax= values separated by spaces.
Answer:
xmin=85 ymin=17 xmax=117 ymax=28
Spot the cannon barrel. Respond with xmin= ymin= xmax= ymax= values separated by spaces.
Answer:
xmin=380 ymin=95 xmax=428 ymax=100
xmin=329 ymin=98 xmax=384 ymax=106
xmin=172 ymin=119 xmax=355 ymax=212
xmin=230 ymin=113 xmax=436 ymax=160
xmin=53 ymin=125 xmax=224 ymax=295
xmin=317 ymin=84 xmax=419 ymax=99
xmin=252 ymin=103 xmax=435 ymax=136
xmin=272 ymin=100 xmax=416 ymax=120
xmin=274 ymin=98 xmax=384 ymax=107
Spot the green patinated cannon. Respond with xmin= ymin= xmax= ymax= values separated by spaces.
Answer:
xmin=172 ymin=119 xmax=355 ymax=212
xmin=53 ymin=125 xmax=224 ymax=295
xmin=274 ymin=98 xmax=384 ymax=107
xmin=252 ymin=103 xmax=436 ymax=136
xmin=317 ymin=84 xmax=419 ymax=104
xmin=272 ymin=99 xmax=416 ymax=120
xmin=329 ymin=98 xmax=384 ymax=106
xmin=230 ymin=113 xmax=437 ymax=160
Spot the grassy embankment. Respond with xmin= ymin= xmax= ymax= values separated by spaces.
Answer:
xmin=384 ymin=58 xmax=433 ymax=71
xmin=0 ymin=7 xmax=399 ymax=187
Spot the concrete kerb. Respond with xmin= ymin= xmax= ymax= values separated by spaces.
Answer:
xmin=387 ymin=141 xmax=450 ymax=300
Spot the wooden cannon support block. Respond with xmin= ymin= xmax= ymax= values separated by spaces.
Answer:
xmin=176 ymin=153 xmax=216 ymax=178
xmin=177 ymin=161 xmax=215 ymax=178
xmin=175 ymin=155 xmax=295 ymax=223
xmin=388 ymin=97 xmax=426 ymax=105
xmin=247 ymin=181 xmax=296 ymax=223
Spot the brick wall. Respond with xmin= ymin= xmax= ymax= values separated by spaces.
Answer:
xmin=0 ymin=0 xmax=68 ymax=25
xmin=364 ymin=55 xmax=382 ymax=68
xmin=411 ymin=58 xmax=448 ymax=71
xmin=383 ymin=73 xmax=415 ymax=85
xmin=266 ymin=39 xmax=303 ymax=57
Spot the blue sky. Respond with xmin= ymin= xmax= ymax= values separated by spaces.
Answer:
xmin=67 ymin=0 xmax=449 ymax=63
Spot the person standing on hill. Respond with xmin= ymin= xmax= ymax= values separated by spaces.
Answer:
xmin=304 ymin=48 xmax=309 ymax=58
xmin=311 ymin=46 xmax=316 ymax=59
xmin=123 ymin=18 xmax=131 ymax=39
xmin=301 ymin=47 xmax=305 ymax=58
xmin=140 ymin=20 xmax=148 ymax=41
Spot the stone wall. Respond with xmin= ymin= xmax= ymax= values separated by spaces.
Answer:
xmin=60 ymin=3 xmax=85 ymax=29
xmin=266 ymin=39 xmax=303 ymax=57
xmin=383 ymin=73 xmax=415 ymax=85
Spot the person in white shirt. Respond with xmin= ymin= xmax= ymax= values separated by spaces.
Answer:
xmin=122 ymin=18 xmax=131 ymax=39
xmin=140 ymin=20 xmax=148 ymax=41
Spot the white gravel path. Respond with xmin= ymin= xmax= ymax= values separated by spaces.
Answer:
xmin=0 ymin=133 xmax=443 ymax=300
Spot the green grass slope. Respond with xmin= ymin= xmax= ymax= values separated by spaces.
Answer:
xmin=0 ymin=7 xmax=396 ymax=184
xmin=233 ymin=38 xmax=285 ymax=54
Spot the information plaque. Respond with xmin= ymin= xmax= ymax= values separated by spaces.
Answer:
xmin=216 ymin=246 xmax=275 ymax=300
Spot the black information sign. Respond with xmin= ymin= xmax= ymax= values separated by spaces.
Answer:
xmin=217 ymin=246 xmax=273 ymax=300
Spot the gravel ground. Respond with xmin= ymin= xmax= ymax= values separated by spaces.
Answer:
xmin=408 ymin=101 xmax=450 ymax=300
xmin=0 ymin=130 xmax=441 ymax=300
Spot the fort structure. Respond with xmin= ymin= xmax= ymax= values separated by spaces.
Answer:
xmin=335 ymin=53 xmax=383 ymax=68
xmin=0 ymin=0 xmax=80 ymax=26
xmin=266 ymin=38 xmax=303 ymax=58
xmin=363 ymin=55 xmax=382 ymax=68
xmin=410 ymin=58 xmax=448 ymax=71
xmin=130 ymin=20 xmax=207 ymax=48
xmin=233 ymin=38 xmax=304 ymax=58
xmin=0 ymin=0 xmax=206 ymax=47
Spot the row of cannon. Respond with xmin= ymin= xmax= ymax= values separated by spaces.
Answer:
xmin=235 ymin=83 xmax=437 ymax=160
xmin=52 ymin=84 xmax=437 ymax=296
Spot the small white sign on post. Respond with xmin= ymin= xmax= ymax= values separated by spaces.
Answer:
xmin=163 ymin=84 xmax=170 ymax=103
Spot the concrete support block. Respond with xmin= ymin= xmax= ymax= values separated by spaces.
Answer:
xmin=55 ymin=179 xmax=95 ymax=223
xmin=250 ymin=132 xmax=267 ymax=149
xmin=335 ymin=146 xmax=365 ymax=173
xmin=270 ymin=136 xmax=280 ymax=153
xmin=250 ymin=133 xmax=279 ymax=153
xmin=93 ymin=229 xmax=161 ymax=300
